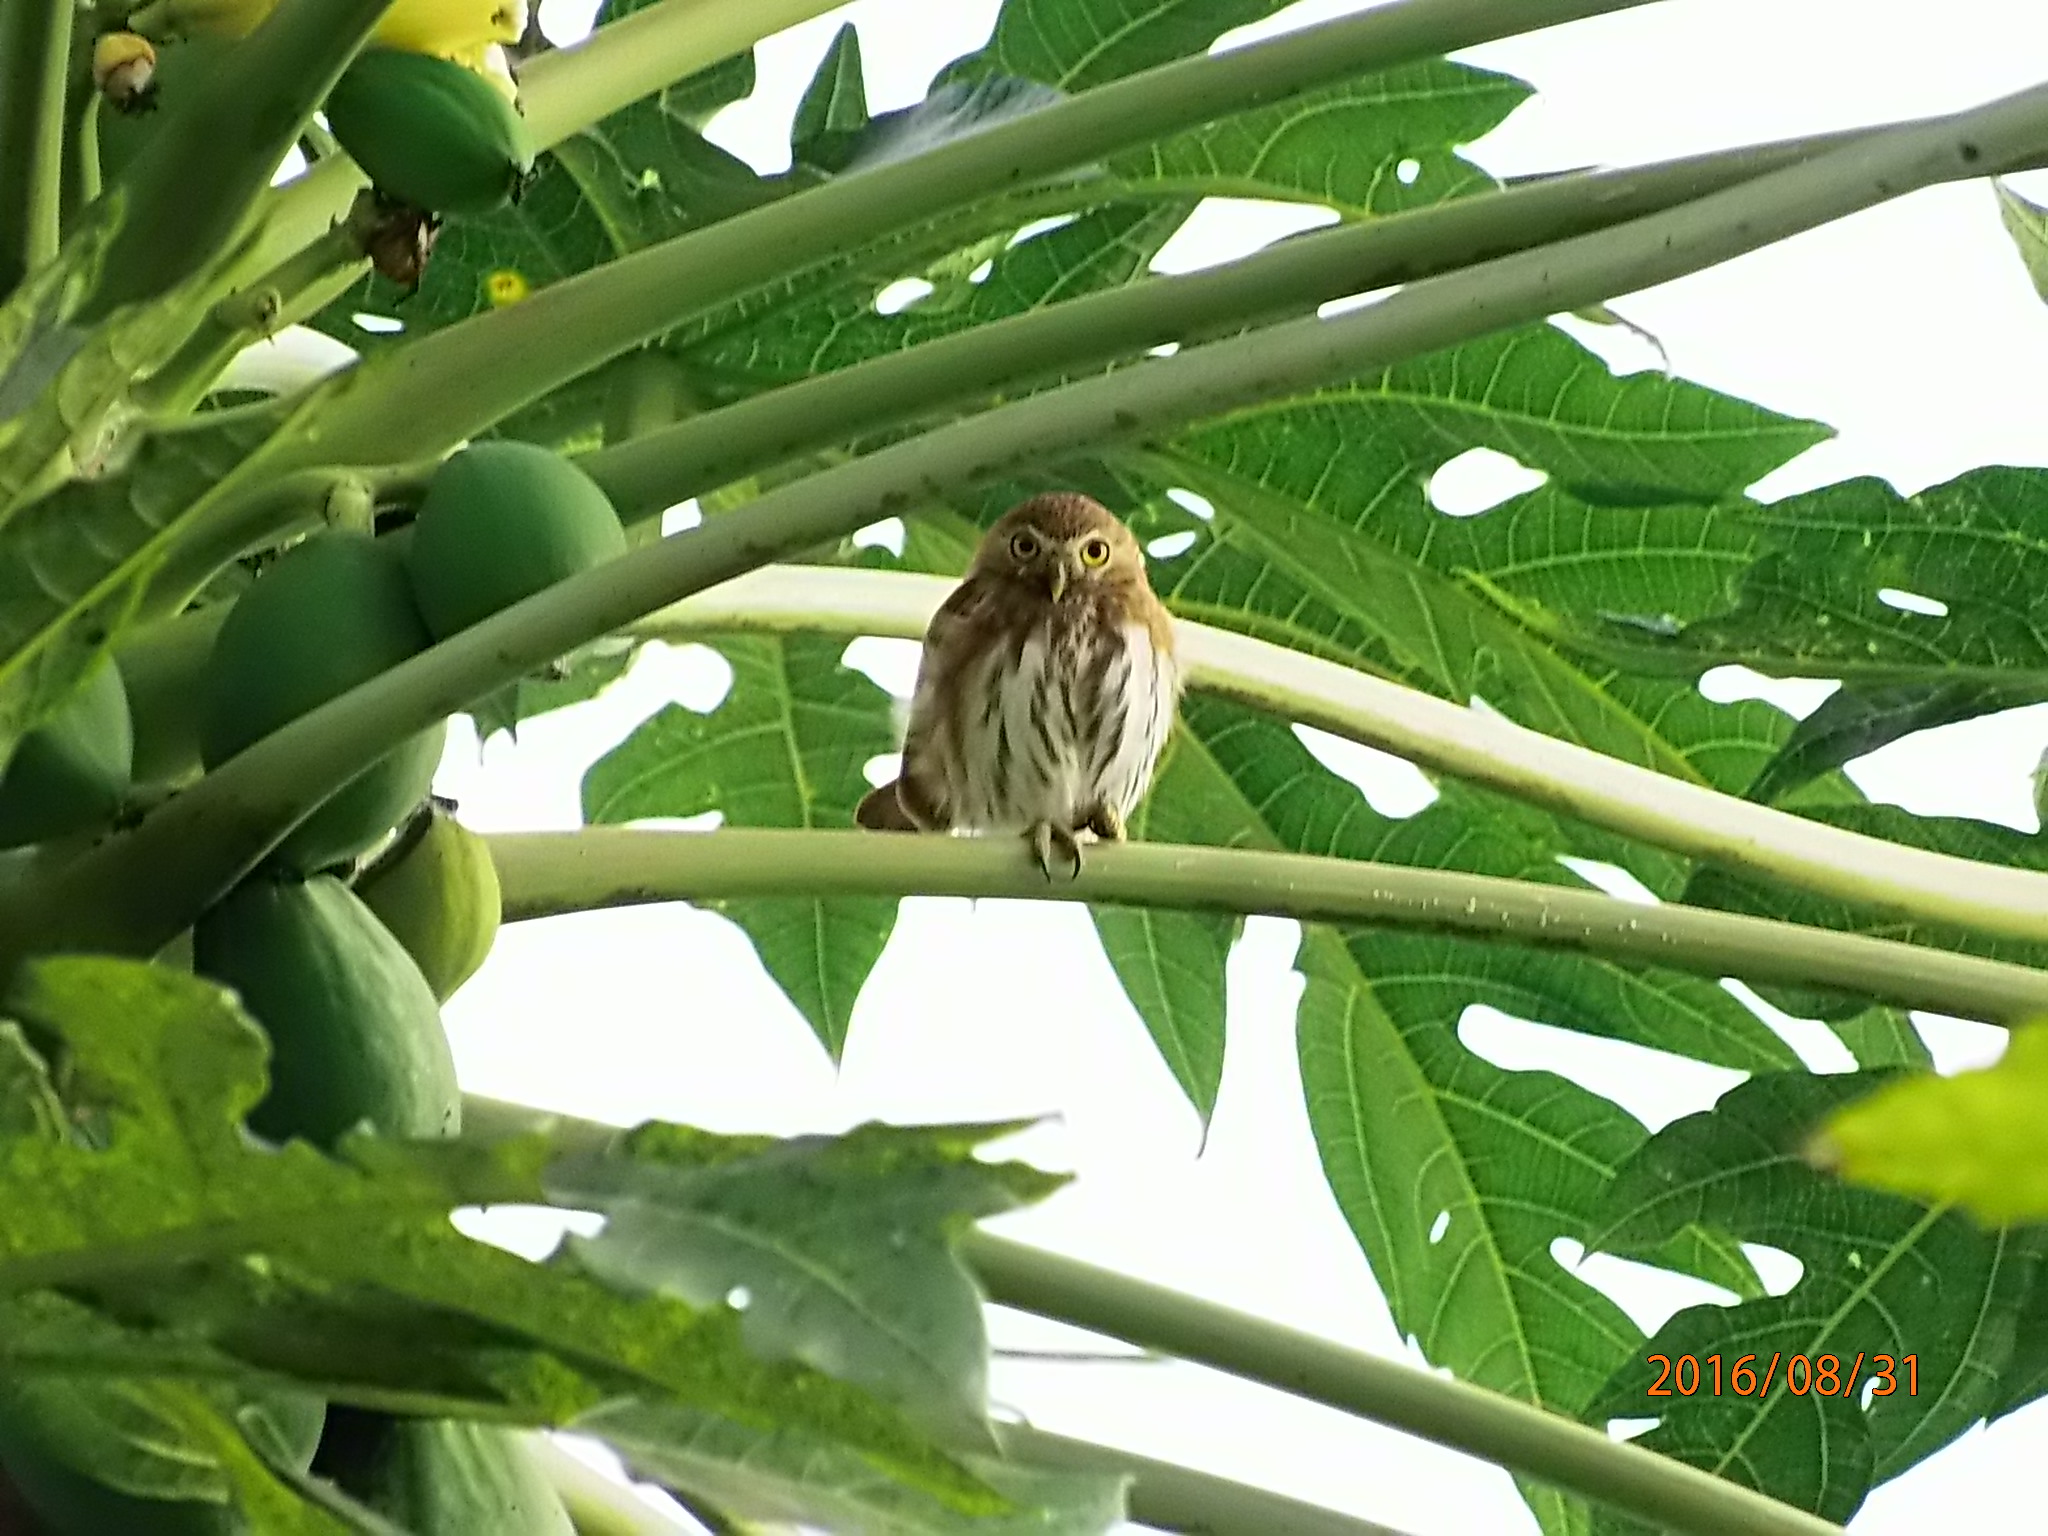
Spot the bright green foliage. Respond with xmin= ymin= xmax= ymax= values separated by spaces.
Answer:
xmin=3 ymin=0 xmax=2048 ymax=1529
xmin=583 ymin=634 xmax=903 ymax=1056
xmin=0 ymin=656 xmax=131 ymax=848
xmin=1819 ymin=1024 xmax=2048 ymax=1221
xmin=1589 ymin=1073 xmax=2046 ymax=1525
xmin=0 ymin=956 xmax=1091 ymax=1529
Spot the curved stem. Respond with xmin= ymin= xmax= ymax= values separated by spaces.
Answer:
xmin=965 ymin=1234 xmax=1842 ymax=1536
xmin=483 ymin=827 xmax=2048 ymax=1024
xmin=17 ymin=83 xmax=2048 ymax=973
xmin=580 ymin=121 xmax=1931 ymax=521
xmin=522 ymin=1435 xmax=691 ymax=1536
xmin=635 ymin=563 xmax=2048 ymax=954
xmin=992 ymin=1423 xmax=1416 ymax=1536
xmin=300 ymin=0 xmax=1660 ymax=464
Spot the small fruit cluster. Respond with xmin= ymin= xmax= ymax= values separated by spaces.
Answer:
xmin=96 ymin=3 xmax=535 ymax=288
xmin=0 ymin=442 xmax=625 ymax=1533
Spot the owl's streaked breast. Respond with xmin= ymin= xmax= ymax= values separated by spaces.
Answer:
xmin=931 ymin=613 xmax=1175 ymax=836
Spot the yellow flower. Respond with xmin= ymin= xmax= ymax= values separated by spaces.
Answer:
xmin=484 ymin=270 xmax=530 ymax=307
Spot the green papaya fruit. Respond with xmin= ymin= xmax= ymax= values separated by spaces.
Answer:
xmin=116 ymin=603 xmax=227 ymax=787
xmin=193 ymin=875 xmax=460 ymax=1146
xmin=324 ymin=49 xmax=534 ymax=218
xmin=354 ymin=801 xmax=501 ymax=1002
xmin=314 ymin=1409 xmax=572 ymax=1535
xmin=199 ymin=533 xmax=446 ymax=874
xmin=0 ymin=659 xmax=134 ymax=849
xmin=406 ymin=441 xmax=628 ymax=640
xmin=0 ymin=1374 xmax=324 ymax=1536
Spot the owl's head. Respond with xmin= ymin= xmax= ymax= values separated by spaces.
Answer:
xmin=973 ymin=492 xmax=1145 ymax=603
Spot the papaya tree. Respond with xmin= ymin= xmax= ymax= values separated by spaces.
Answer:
xmin=2 ymin=0 xmax=2048 ymax=1531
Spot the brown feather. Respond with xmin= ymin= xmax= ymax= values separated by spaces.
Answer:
xmin=860 ymin=492 xmax=1180 ymax=870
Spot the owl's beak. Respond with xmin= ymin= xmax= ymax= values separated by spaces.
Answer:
xmin=1045 ymin=562 xmax=1070 ymax=603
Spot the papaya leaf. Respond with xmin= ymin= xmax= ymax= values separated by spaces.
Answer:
xmin=0 ymin=957 xmax=1057 ymax=1516
xmin=580 ymin=633 xmax=901 ymax=1057
xmin=793 ymin=25 xmax=873 ymax=172
xmin=1589 ymin=1072 xmax=2045 ymax=1524
xmin=1506 ymin=467 xmax=2048 ymax=687
xmin=1814 ymin=1025 xmax=2048 ymax=1221
xmin=1994 ymin=177 xmax=2048 ymax=304
xmin=1743 ymin=678 xmax=2043 ymax=805
xmin=550 ymin=1118 xmax=1064 ymax=1440
xmin=0 ymin=394 xmax=295 ymax=761
xmin=1089 ymin=736 xmax=1239 ymax=1127
xmin=943 ymin=0 xmax=1281 ymax=91
xmin=1162 ymin=697 xmax=1785 ymax=1536
xmin=589 ymin=1399 xmax=1126 ymax=1536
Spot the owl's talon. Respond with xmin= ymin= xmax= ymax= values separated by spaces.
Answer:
xmin=1028 ymin=823 xmax=1084 ymax=882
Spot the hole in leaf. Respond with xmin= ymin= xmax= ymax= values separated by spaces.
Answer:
xmin=352 ymin=312 xmax=403 ymax=334
xmin=450 ymin=1206 xmax=601 ymax=1260
xmin=1427 ymin=447 xmax=1547 ymax=517
xmin=1293 ymin=726 xmax=1438 ymax=817
xmin=1607 ymin=1418 xmax=1659 ymax=1443
xmin=1164 ymin=487 xmax=1214 ymax=520
xmin=1556 ymin=856 xmax=1659 ymax=905
xmin=873 ymin=277 xmax=934 ymax=315
xmin=1148 ymin=342 xmax=1180 ymax=358
xmin=1149 ymin=198 xmax=1337 ymax=275
xmin=967 ymin=259 xmax=995 ymax=283
xmin=1428 ymin=1210 xmax=1451 ymax=1244
xmin=853 ymin=517 xmax=905 ymax=554
xmin=1395 ymin=156 xmax=1422 ymax=185
xmin=1146 ymin=531 xmax=1197 ymax=560
xmin=661 ymin=499 xmax=702 ymax=535
xmin=1697 ymin=665 xmax=1839 ymax=720
xmin=1552 ymin=1237 xmax=1746 ymax=1333
xmin=726 ymin=1285 xmax=752 ymax=1310
xmin=660 ymin=642 xmax=734 ymax=712
xmin=1457 ymin=1006 xmax=1745 ymax=1133
xmin=1717 ymin=979 xmax=1859 ymax=1074
xmin=1008 ymin=214 xmax=1077 ymax=247
xmin=842 ymin=637 xmax=921 ymax=697
xmin=1742 ymin=1243 xmax=1803 ymax=1297
xmin=1876 ymin=587 xmax=1949 ymax=617
xmin=1316 ymin=289 xmax=1388 ymax=320
xmin=862 ymin=752 xmax=902 ymax=788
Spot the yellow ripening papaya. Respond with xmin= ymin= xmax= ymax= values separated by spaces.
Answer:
xmin=193 ymin=875 xmax=460 ymax=1146
xmin=313 ymin=1410 xmax=573 ymax=1536
xmin=199 ymin=533 xmax=446 ymax=875
xmin=0 ymin=658 xmax=133 ymax=849
xmin=354 ymin=801 xmax=501 ymax=1002
xmin=405 ymin=441 xmax=628 ymax=641
xmin=324 ymin=48 xmax=534 ymax=218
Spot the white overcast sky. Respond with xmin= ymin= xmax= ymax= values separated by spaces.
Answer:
xmin=420 ymin=2 xmax=2048 ymax=1530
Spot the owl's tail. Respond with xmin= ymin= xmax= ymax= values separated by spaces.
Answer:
xmin=855 ymin=780 xmax=921 ymax=832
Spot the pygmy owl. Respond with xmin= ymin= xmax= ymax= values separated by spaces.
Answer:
xmin=856 ymin=492 xmax=1181 ymax=878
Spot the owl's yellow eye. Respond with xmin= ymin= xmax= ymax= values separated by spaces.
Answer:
xmin=1009 ymin=531 xmax=1039 ymax=561
xmin=1079 ymin=537 xmax=1112 ymax=568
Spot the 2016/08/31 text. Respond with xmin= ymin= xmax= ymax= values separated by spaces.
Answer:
xmin=1645 ymin=1353 xmax=1917 ymax=1399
